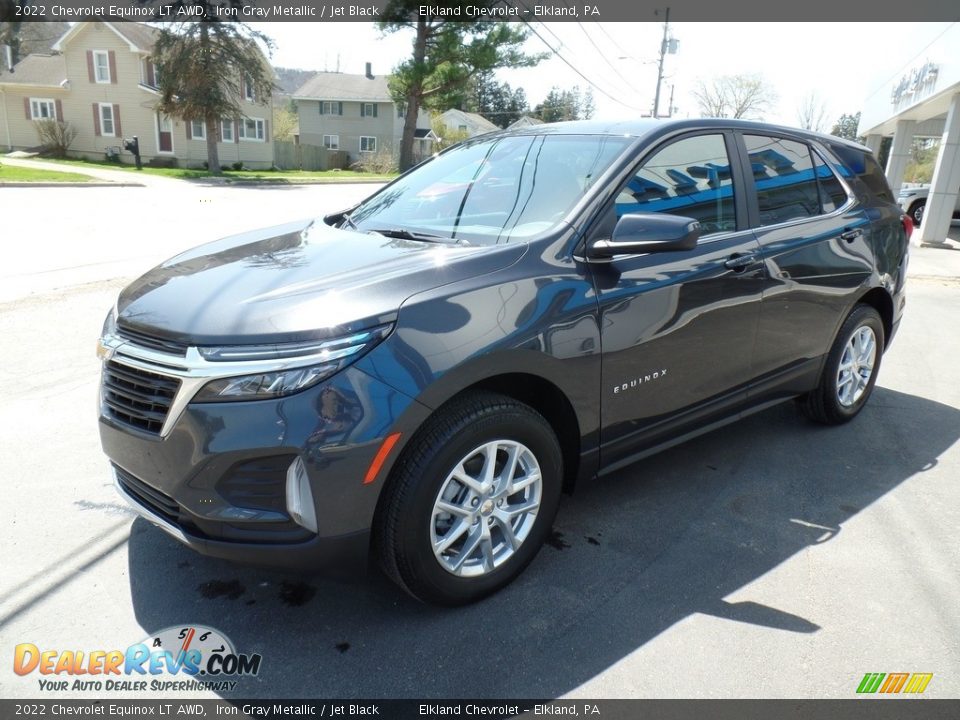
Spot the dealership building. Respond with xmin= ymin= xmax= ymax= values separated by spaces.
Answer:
xmin=859 ymin=22 xmax=960 ymax=246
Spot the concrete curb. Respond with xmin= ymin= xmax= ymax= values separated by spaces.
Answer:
xmin=0 ymin=181 xmax=145 ymax=188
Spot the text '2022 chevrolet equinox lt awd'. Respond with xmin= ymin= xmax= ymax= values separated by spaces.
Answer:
xmin=98 ymin=119 xmax=910 ymax=605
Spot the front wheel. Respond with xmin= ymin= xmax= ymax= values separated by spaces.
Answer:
xmin=797 ymin=304 xmax=884 ymax=425
xmin=375 ymin=392 xmax=562 ymax=605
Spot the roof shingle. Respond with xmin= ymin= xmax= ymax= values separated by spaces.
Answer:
xmin=293 ymin=72 xmax=392 ymax=102
xmin=0 ymin=53 xmax=67 ymax=87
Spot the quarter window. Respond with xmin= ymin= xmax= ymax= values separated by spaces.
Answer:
xmin=93 ymin=51 xmax=110 ymax=83
xmin=323 ymin=134 xmax=339 ymax=150
xmin=616 ymin=133 xmax=737 ymax=236
xmin=30 ymin=98 xmax=56 ymax=120
xmin=360 ymin=136 xmax=376 ymax=153
xmin=813 ymin=151 xmax=849 ymax=214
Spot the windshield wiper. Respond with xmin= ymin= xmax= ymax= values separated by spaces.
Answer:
xmin=366 ymin=228 xmax=459 ymax=244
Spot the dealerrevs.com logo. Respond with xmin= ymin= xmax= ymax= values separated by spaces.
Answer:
xmin=856 ymin=672 xmax=934 ymax=695
xmin=13 ymin=625 xmax=262 ymax=693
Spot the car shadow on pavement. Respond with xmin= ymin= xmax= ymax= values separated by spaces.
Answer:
xmin=126 ymin=387 xmax=960 ymax=698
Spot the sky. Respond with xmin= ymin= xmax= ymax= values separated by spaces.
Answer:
xmin=249 ymin=21 xmax=956 ymax=129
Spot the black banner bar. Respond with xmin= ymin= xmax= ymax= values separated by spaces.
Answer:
xmin=2 ymin=700 xmax=960 ymax=720
xmin=2 ymin=0 xmax=960 ymax=22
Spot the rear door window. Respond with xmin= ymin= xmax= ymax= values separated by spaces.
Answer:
xmin=744 ymin=135 xmax=823 ymax=226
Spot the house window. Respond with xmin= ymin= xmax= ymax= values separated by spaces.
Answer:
xmin=458 ymin=125 xmax=468 ymax=133
xmin=361 ymin=103 xmax=378 ymax=118
xmin=244 ymin=76 xmax=255 ymax=102
xmin=191 ymin=120 xmax=206 ymax=139
xmin=93 ymin=51 xmax=110 ymax=83
xmin=360 ymin=136 xmax=376 ymax=153
xmin=220 ymin=119 xmax=234 ymax=142
xmin=30 ymin=98 xmax=56 ymax=120
xmin=143 ymin=59 xmax=159 ymax=87
xmin=323 ymin=135 xmax=339 ymax=150
xmin=239 ymin=118 xmax=265 ymax=141
xmin=99 ymin=103 xmax=115 ymax=136
xmin=321 ymin=101 xmax=342 ymax=116
xmin=397 ymin=103 xmax=405 ymax=118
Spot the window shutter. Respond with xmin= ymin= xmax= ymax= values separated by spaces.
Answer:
xmin=55 ymin=100 xmax=63 ymax=122
xmin=234 ymin=120 xmax=240 ymax=144
xmin=92 ymin=104 xmax=101 ymax=136
xmin=373 ymin=104 xmax=378 ymax=118
xmin=263 ymin=119 xmax=268 ymax=140
xmin=186 ymin=120 xmax=192 ymax=140
xmin=360 ymin=104 xmax=365 ymax=118
xmin=319 ymin=102 xmax=325 ymax=115
xmin=338 ymin=102 xmax=343 ymax=116
xmin=24 ymin=97 xmax=31 ymax=120
xmin=113 ymin=105 xmax=121 ymax=136
xmin=108 ymin=51 xmax=117 ymax=84
xmin=86 ymin=51 xmax=95 ymax=83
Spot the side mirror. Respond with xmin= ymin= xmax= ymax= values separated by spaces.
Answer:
xmin=588 ymin=213 xmax=701 ymax=259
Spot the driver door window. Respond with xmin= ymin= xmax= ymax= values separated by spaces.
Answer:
xmin=616 ymin=134 xmax=737 ymax=237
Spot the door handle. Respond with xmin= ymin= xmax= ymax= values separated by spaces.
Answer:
xmin=724 ymin=253 xmax=758 ymax=270
xmin=840 ymin=228 xmax=863 ymax=242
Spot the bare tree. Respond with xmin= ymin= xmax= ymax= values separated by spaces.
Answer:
xmin=796 ymin=91 xmax=829 ymax=132
xmin=692 ymin=74 xmax=778 ymax=120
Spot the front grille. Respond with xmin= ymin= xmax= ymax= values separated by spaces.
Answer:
xmin=115 ymin=466 xmax=180 ymax=522
xmin=116 ymin=324 xmax=188 ymax=356
xmin=103 ymin=360 xmax=180 ymax=435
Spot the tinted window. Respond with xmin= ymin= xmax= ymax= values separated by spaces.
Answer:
xmin=745 ymin=135 xmax=822 ymax=225
xmin=348 ymin=134 xmax=630 ymax=245
xmin=813 ymin=151 xmax=849 ymax=213
xmin=828 ymin=144 xmax=895 ymax=202
xmin=615 ymin=134 xmax=736 ymax=236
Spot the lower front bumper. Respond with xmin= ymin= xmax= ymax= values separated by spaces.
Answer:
xmin=115 ymin=469 xmax=371 ymax=577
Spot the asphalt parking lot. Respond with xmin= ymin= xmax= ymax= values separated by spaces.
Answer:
xmin=1 ymin=180 xmax=958 ymax=700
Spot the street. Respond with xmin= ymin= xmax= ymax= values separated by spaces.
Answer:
xmin=1 ymin=180 xmax=958 ymax=700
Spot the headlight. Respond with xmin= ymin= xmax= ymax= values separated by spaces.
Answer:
xmin=96 ymin=308 xmax=117 ymax=360
xmin=192 ymin=325 xmax=391 ymax=402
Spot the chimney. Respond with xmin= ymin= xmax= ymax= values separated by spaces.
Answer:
xmin=365 ymin=62 xmax=372 ymax=79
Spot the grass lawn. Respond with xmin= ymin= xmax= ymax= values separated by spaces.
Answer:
xmin=42 ymin=158 xmax=396 ymax=183
xmin=0 ymin=163 xmax=92 ymax=183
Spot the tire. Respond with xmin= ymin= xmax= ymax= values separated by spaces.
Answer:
xmin=908 ymin=200 xmax=925 ymax=226
xmin=797 ymin=304 xmax=885 ymax=425
xmin=375 ymin=392 xmax=562 ymax=606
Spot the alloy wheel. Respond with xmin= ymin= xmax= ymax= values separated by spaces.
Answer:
xmin=430 ymin=440 xmax=543 ymax=577
xmin=836 ymin=325 xmax=877 ymax=407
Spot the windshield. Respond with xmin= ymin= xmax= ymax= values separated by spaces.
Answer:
xmin=347 ymin=134 xmax=631 ymax=245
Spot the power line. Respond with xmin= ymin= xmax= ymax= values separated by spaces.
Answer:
xmin=572 ymin=20 xmax=644 ymax=104
xmin=513 ymin=8 xmax=647 ymax=112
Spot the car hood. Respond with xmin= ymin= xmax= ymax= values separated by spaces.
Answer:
xmin=117 ymin=219 xmax=525 ymax=345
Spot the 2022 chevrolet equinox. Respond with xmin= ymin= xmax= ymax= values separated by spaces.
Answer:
xmin=98 ymin=119 xmax=910 ymax=605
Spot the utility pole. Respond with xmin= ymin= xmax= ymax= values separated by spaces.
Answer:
xmin=653 ymin=7 xmax=670 ymax=119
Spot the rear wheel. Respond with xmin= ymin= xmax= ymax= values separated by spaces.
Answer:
xmin=375 ymin=392 xmax=562 ymax=605
xmin=798 ymin=305 xmax=884 ymax=425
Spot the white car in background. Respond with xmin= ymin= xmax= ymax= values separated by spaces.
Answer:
xmin=898 ymin=184 xmax=960 ymax=226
